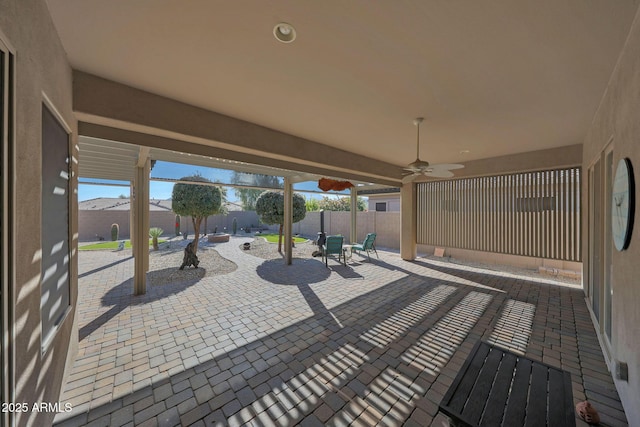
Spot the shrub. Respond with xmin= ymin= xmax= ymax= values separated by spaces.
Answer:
xmin=110 ymin=223 xmax=119 ymax=241
xmin=149 ymin=227 xmax=164 ymax=250
xmin=255 ymin=191 xmax=306 ymax=252
xmin=171 ymin=174 xmax=223 ymax=254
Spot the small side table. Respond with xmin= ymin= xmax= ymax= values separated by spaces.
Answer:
xmin=342 ymin=244 xmax=354 ymax=261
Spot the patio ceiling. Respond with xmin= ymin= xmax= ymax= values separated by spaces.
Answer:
xmin=47 ymin=1 xmax=639 ymax=173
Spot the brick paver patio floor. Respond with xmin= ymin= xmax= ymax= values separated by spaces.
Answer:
xmin=54 ymin=237 xmax=627 ymax=426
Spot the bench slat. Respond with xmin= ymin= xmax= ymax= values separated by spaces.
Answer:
xmin=525 ymin=363 xmax=548 ymax=427
xmin=548 ymin=367 xmax=566 ymax=426
xmin=447 ymin=342 xmax=491 ymax=413
xmin=502 ymin=358 xmax=532 ymax=426
xmin=480 ymin=352 xmax=517 ymax=427
xmin=462 ymin=347 xmax=503 ymax=424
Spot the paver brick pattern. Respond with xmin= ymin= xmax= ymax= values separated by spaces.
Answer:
xmin=54 ymin=237 xmax=626 ymax=426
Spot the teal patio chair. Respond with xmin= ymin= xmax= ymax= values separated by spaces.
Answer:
xmin=322 ymin=235 xmax=345 ymax=267
xmin=352 ymin=233 xmax=378 ymax=261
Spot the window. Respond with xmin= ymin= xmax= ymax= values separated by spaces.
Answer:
xmin=375 ymin=202 xmax=387 ymax=212
xmin=40 ymin=103 xmax=71 ymax=350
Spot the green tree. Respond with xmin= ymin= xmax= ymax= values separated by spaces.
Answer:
xmin=305 ymin=197 xmax=320 ymax=212
xmin=255 ymin=191 xmax=306 ymax=252
xmin=172 ymin=175 xmax=223 ymax=253
xmin=317 ymin=196 xmax=367 ymax=211
xmin=232 ymin=172 xmax=282 ymax=211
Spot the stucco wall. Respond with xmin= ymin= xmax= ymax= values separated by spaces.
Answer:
xmin=0 ymin=1 xmax=77 ymax=426
xmin=582 ymin=7 xmax=640 ymax=423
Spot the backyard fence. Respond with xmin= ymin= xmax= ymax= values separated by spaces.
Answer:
xmin=79 ymin=209 xmax=402 ymax=249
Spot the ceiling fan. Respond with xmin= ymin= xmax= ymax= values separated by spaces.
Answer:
xmin=402 ymin=117 xmax=464 ymax=183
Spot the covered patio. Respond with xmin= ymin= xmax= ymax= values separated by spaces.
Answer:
xmin=3 ymin=1 xmax=640 ymax=426
xmin=54 ymin=238 xmax=624 ymax=426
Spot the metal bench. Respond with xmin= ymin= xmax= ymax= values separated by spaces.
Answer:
xmin=439 ymin=340 xmax=575 ymax=427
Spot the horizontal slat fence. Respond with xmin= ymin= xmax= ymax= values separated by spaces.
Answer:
xmin=417 ymin=167 xmax=581 ymax=261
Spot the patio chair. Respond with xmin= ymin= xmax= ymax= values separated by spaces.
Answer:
xmin=322 ymin=235 xmax=345 ymax=267
xmin=352 ymin=233 xmax=378 ymax=261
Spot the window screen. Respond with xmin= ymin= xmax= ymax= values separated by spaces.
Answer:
xmin=375 ymin=202 xmax=387 ymax=212
xmin=41 ymin=105 xmax=70 ymax=348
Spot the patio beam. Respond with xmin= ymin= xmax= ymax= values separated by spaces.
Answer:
xmin=74 ymin=71 xmax=405 ymax=186
xmin=78 ymin=122 xmax=401 ymax=187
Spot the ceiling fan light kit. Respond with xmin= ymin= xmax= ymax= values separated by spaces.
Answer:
xmin=402 ymin=117 xmax=464 ymax=183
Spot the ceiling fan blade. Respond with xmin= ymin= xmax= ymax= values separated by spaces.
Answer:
xmin=428 ymin=163 xmax=465 ymax=171
xmin=424 ymin=169 xmax=454 ymax=178
xmin=401 ymin=174 xmax=418 ymax=184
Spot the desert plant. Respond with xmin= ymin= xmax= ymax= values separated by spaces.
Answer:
xmin=232 ymin=217 xmax=238 ymax=235
xmin=110 ymin=223 xmax=119 ymax=241
xmin=149 ymin=227 xmax=164 ymax=250
xmin=175 ymin=215 xmax=181 ymax=236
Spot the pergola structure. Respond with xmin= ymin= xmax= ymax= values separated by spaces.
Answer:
xmin=78 ymin=135 xmax=394 ymax=294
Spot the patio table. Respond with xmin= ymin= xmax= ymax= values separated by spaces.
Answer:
xmin=342 ymin=244 xmax=354 ymax=260
xmin=439 ymin=340 xmax=575 ymax=427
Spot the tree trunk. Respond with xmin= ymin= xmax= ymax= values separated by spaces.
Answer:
xmin=152 ymin=237 xmax=159 ymax=250
xmin=192 ymin=217 xmax=201 ymax=254
xmin=278 ymin=223 xmax=283 ymax=253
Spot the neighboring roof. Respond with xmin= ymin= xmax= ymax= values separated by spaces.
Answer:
xmin=79 ymin=197 xmax=244 ymax=212
xmin=79 ymin=198 xmax=171 ymax=211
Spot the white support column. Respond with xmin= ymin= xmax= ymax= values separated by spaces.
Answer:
xmin=350 ymin=187 xmax=357 ymax=244
xmin=133 ymin=153 xmax=150 ymax=295
xmin=400 ymin=181 xmax=417 ymax=260
xmin=284 ymin=177 xmax=293 ymax=265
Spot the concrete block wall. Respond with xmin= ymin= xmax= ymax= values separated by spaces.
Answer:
xmin=79 ymin=210 xmax=131 ymax=241
xmin=79 ymin=210 xmax=265 ymax=241
xmin=199 ymin=211 xmax=261 ymax=234
xmin=294 ymin=211 xmax=401 ymax=249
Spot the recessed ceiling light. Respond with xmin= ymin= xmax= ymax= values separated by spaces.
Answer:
xmin=273 ymin=23 xmax=296 ymax=43
xmin=460 ymin=150 xmax=470 ymax=154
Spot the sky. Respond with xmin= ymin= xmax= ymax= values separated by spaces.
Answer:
xmin=78 ymin=161 xmax=353 ymax=202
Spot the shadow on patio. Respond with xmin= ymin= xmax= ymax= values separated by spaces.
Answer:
xmin=55 ymin=249 xmax=627 ymax=426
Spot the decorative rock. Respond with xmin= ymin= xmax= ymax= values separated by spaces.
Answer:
xmin=208 ymin=233 xmax=230 ymax=243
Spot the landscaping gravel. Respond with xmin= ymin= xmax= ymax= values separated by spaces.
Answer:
xmin=147 ymin=241 xmax=237 ymax=286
